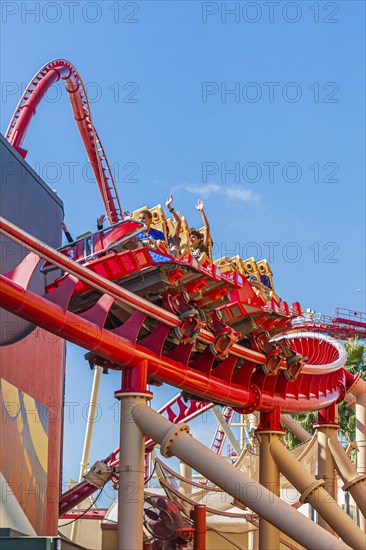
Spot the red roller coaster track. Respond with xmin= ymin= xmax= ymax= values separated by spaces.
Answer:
xmin=0 ymin=218 xmax=352 ymax=413
xmin=5 ymin=59 xmax=122 ymax=224
xmin=2 ymin=59 xmax=360 ymax=520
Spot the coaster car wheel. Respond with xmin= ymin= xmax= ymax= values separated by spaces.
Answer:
xmin=284 ymin=354 xmax=307 ymax=381
xmin=174 ymin=310 xmax=203 ymax=344
xmin=210 ymin=327 xmax=241 ymax=360
xmin=263 ymin=348 xmax=286 ymax=376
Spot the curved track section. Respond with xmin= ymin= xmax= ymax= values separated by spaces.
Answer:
xmin=5 ymin=59 xmax=122 ymax=224
xmin=272 ymin=332 xmax=348 ymax=375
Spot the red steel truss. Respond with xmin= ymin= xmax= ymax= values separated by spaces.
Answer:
xmin=293 ymin=309 xmax=366 ymax=340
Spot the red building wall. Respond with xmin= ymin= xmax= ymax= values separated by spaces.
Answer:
xmin=1 ymin=135 xmax=66 ymax=535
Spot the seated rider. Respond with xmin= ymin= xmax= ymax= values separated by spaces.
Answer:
xmin=137 ymin=209 xmax=165 ymax=243
xmin=60 ymin=214 xmax=106 ymax=244
xmin=189 ymin=199 xmax=212 ymax=260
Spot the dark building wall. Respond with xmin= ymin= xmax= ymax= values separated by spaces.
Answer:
xmin=0 ymin=133 xmax=63 ymax=252
xmin=0 ymin=134 xmax=66 ymax=535
xmin=0 ymin=133 xmax=65 ymax=344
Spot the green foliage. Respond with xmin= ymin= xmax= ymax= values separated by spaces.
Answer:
xmin=338 ymin=340 xmax=366 ymax=442
xmin=343 ymin=340 xmax=366 ymax=377
xmin=285 ymin=412 xmax=316 ymax=449
xmin=285 ymin=339 xmax=365 ymax=450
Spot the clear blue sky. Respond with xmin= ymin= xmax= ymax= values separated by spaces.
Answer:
xmin=1 ymin=1 xmax=365 ymax=504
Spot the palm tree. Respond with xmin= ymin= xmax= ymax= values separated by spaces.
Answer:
xmin=338 ymin=340 xmax=365 ymax=444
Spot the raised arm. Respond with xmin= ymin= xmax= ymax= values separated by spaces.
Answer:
xmin=60 ymin=221 xmax=73 ymax=244
xmin=166 ymin=194 xmax=181 ymax=238
xmin=196 ymin=199 xmax=211 ymax=246
xmin=97 ymin=214 xmax=106 ymax=231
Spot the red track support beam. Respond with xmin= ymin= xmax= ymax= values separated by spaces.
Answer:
xmin=0 ymin=275 xmax=256 ymax=408
xmin=316 ymin=404 xmax=338 ymax=426
xmin=192 ymin=505 xmax=206 ymax=550
xmin=121 ymin=361 xmax=149 ymax=393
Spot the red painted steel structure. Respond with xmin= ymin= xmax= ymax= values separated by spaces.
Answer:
xmin=0 ymin=217 xmax=351 ymax=412
xmin=209 ymin=407 xmax=235 ymax=456
xmin=2 ymin=59 xmax=359 ymax=525
xmin=5 ymin=60 xmax=122 ymax=224
xmin=293 ymin=310 xmax=366 ymax=340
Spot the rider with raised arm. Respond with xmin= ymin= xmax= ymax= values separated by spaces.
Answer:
xmin=60 ymin=214 xmax=106 ymax=244
xmin=165 ymin=194 xmax=182 ymax=258
xmin=189 ymin=199 xmax=212 ymax=260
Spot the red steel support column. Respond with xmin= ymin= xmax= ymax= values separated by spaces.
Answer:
xmin=192 ymin=504 xmax=206 ymax=550
xmin=257 ymin=408 xmax=285 ymax=550
xmin=115 ymin=364 xmax=151 ymax=550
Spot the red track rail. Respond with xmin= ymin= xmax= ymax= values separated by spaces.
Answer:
xmin=0 ymin=219 xmax=355 ymax=516
xmin=209 ymin=407 xmax=234 ymax=455
xmin=0 ymin=218 xmax=352 ymax=415
xmin=5 ymin=59 xmax=122 ymax=224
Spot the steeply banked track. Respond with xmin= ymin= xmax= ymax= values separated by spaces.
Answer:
xmin=5 ymin=59 xmax=122 ymax=224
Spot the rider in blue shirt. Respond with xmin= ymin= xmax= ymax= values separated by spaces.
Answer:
xmin=137 ymin=210 xmax=165 ymax=242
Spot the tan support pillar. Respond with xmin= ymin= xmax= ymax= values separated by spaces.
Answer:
xmin=115 ymin=362 xmax=151 ymax=550
xmin=328 ymin=435 xmax=366 ymax=518
xmin=132 ymin=402 xmax=351 ymax=550
xmin=280 ymin=413 xmax=312 ymax=442
xmin=248 ymin=527 xmax=259 ymax=550
xmin=314 ymin=406 xmax=339 ymax=534
xmin=179 ymin=461 xmax=193 ymax=495
xmin=257 ymin=410 xmax=284 ymax=550
xmin=352 ymin=377 xmax=366 ymax=531
xmin=270 ymin=439 xmax=366 ymax=550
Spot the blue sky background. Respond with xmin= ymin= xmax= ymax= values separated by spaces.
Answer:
xmin=1 ymin=1 xmax=365 ymax=506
